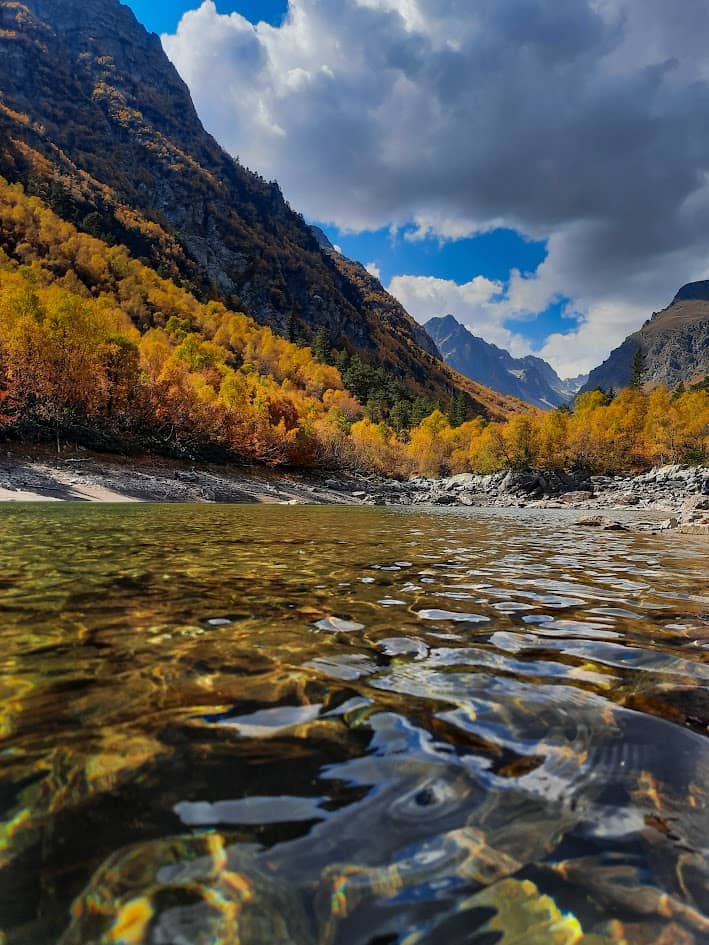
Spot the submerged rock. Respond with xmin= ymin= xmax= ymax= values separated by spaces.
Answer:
xmin=314 ymin=617 xmax=365 ymax=633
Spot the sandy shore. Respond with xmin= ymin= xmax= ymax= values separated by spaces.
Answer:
xmin=0 ymin=447 xmax=361 ymax=505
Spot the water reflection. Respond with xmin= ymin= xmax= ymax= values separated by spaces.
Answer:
xmin=0 ymin=505 xmax=707 ymax=944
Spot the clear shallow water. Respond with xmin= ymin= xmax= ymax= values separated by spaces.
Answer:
xmin=0 ymin=504 xmax=707 ymax=945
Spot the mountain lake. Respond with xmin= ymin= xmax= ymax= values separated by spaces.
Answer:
xmin=0 ymin=504 xmax=707 ymax=945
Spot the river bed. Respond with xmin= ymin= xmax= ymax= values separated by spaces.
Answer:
xmin=0 ymin=505 xmax=707 ymax=944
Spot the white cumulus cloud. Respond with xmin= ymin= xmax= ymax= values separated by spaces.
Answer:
xmin=386 ymin=273 xmax=534 ymax=358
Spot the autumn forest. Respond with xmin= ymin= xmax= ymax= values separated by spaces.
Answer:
xmin=0 ymin=178 xmax=706 ymax=480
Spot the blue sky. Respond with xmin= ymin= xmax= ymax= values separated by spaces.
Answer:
xmin=321 ymin=227 xmax=546 ymax=288
xmin=125 ymin=1 xmax=287 ymax=35
xmin=318 ymin=225 xmax=573 ymax=351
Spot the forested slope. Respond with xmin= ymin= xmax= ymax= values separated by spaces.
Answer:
xmin=0 ymin=178 xmax=356 ymax=462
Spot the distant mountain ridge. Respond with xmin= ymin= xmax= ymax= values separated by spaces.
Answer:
xmin=581 ymin=281 xmax=709 ymax=393
xmin=425 ymin=315 xmax=587 ymax=410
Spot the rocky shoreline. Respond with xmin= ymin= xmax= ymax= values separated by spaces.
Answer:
xmin=0 ymin=448 xmax=707 ymax=535
xmin=356 ymin=464 xmax=709 ymax=534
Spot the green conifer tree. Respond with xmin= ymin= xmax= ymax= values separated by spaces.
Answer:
xmin=630 ymin=349 xmax=646 ymax=388
xmin=311 ymin=326 xmax=330 ymax=363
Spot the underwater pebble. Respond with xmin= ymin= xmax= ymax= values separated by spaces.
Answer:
xmin=215 ymin=704 xmax=323 ymax=737
xmin=379 ymin=637 xmax=429 ymax=659
xmin=315 ymin=617 xmax=365 ymax=632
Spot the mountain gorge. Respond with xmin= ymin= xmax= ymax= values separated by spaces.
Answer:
xmin=582 ymin=281 xmax=709 ymax=393
xmin=0 ymin=0 xmax=704 ymax=480
xmin=425 ymin=315 xmax=587 ymax=410
xmin=0 ymin=0 xmax=517 ymax=417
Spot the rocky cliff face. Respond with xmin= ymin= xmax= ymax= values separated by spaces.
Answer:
xmin=0 ymin=0 xmax=453 ymax=401
xmin=309 ymin=229 xmax=441 ymax=361
xmin=582 ymin=282 xmax=709 ymax=393
xmin=425 ymin=315 xmax=585 ymax=409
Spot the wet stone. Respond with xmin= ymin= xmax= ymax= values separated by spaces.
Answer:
xmin=314 ymin=616 xmax=365 ymax=633
xmin=416 ymin=608 xmax=491 ymax=623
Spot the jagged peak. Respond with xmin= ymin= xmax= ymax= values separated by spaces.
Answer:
xmin=425 ymin=313 xmax=579 ymax=409
xmin=672 ymin=280 xmax=709 ymax=304
xmin=427 ymin=314 xmax=488 ymax=342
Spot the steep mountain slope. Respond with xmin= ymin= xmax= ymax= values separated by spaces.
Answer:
xmin=425 ymin=315 xmax=586 ymax=409
xmin=582 ymin=281 xmax=709 ymax=393
xmin=0 ymin=175 xmax=353 ymax=462
xmin=0 ymin=0 xmax=467 ymax=407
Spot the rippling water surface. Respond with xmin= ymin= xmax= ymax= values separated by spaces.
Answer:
xmin=0 ymin=504 xmax=707 ymax=945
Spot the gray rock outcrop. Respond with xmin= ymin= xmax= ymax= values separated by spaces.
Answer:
xmin=582 ymin=282 xmax=709 ymax=393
